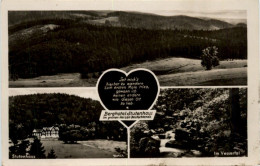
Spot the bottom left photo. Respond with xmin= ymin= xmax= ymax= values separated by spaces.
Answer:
xmin=8 ymin=88 xmax=127 ymax=159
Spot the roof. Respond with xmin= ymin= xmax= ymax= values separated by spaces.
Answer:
xmin=33 ymin=129 xmax=42 ymax=133
xmin=33 ymin=126 xmax=59 ymax=132
xmin=53 ymin=127 xmax=59 ymax=131
xmin=43 ymin=127 xmax=52 ymax=131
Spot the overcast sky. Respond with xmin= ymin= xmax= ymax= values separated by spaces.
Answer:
xmin=9 ymin=88 xmax=100 ymax=100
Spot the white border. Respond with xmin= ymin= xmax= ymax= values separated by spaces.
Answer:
xmin=1 ymin=0 xmax=259 ymax=165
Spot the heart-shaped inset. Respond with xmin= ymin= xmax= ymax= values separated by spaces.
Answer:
xmin=97 ymin=68 xmax=159 ymax=111
xmin=97 ymin=68 xmax=159 ymax=127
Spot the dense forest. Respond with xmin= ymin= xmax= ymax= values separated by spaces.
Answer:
xmin=9 ymin=93 xmax=127 ymax=144
xmin=131 ymin=88 xmax=247 ymax=157
xmin=9 ymin=17 xmax=247 ymax=79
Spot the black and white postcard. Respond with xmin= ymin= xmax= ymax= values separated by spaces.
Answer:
xmin=1 ymin=0 xmax=259 ymax=166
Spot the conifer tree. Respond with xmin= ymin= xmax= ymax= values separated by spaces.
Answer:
xmin=29 ymin=138 xmax=46 ymax=158
xmin=47 ymin=148 xmax=57 ymax=159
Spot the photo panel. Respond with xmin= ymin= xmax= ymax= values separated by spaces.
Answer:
xmin=8 ymin=10 xmax=247 ymax=87
xmin=8 ymin=88 xmax=128 ymax=159
xmin=130 ymin=88 xmax=248 ymax=158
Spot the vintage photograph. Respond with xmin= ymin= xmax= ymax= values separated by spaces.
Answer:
xmin=2 ymin=0 xmax=259 ymax=165
xmin=8 ymin=88 xmax=127 ymax=159
xmin=130 ymin=88 xmax=247 ymax=158
xmin=8 ymin=10 xmax=247 ymax=87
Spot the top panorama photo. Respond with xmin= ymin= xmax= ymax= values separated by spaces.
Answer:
xmin=8 ymin=10 xmax=247 ymax=87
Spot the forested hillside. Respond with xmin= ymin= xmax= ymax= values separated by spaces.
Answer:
xmin=9 ymin=17 xmax=247 ymax=79
xmin=131 ymin=88 xmax=247 ymax=157
xmin=107 ymin=11 xmax=234 ymax=30
xmin=8 ymin=11 xmax=104 ymax=26
xmin=9 ymin=11 xmax=239 ymax=30
xmin=9 ymin=93 xmax=126 ymax=143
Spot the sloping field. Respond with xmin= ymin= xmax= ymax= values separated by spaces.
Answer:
xmin=9 ymin=73 xmax=81 ymax=87
xmin=90 ymin=16 xmax=119 ymax=24
xmin=9 ymin=57 xmax=247 ymax=87
xmin=158 ymin=67 xmax=247 ymax=86
xmin=121 ymin=58 xmax=247 ymax=75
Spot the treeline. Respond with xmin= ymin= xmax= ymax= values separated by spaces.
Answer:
xmin=59 ymin=123 xmax=125 ymax=143
xmin=107 ymin=11 xmax=233 ymax=30
xmin=9 ymin=93 xmax=127 ymax=144
xmin=9 ymin=18 xmax=76 ymax=35
xmin=9 ymin=19 xmax=247 ymax=78
xmin=8 ymin=11 xmax=102 ymax=26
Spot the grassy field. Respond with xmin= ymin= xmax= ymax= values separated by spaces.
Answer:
xmin=9 ymin=57 xmax=247 ymax=87
xmin=41 ymin=139 xmax=127 ymax=158
xmin=122 ymin=57 xmax=247 ymax=86
xmin=9 ymin=73 xmax=82 ymax=87
xmin=121 ymin=57 xmax=247 ymax=73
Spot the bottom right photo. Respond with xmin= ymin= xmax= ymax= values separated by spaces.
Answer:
xmin=130 ymin=88 xmax=247 ymax=158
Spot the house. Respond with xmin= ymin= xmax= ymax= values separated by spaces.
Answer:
xmin=32 ymin=126 xmax=59 ymax=139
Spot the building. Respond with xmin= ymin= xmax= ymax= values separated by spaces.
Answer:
xmin=32 ymin=126 xmax=59 ymax=139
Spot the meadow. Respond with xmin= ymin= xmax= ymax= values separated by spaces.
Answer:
xmin=9 ymin=57 xmax=247 ymax=87
xmin=41 ymin=139 xmax=127 ymax=158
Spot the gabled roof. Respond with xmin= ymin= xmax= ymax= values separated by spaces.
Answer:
xmin=33 ymin=129 xmax=42 ymax=133
xmin=53 ymin=127 xmax=59 ymax=131
xmin=43 ymin=127 xmax=54 ymax=131
xmin=33 ymin=126 xmax=59 ymax=132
